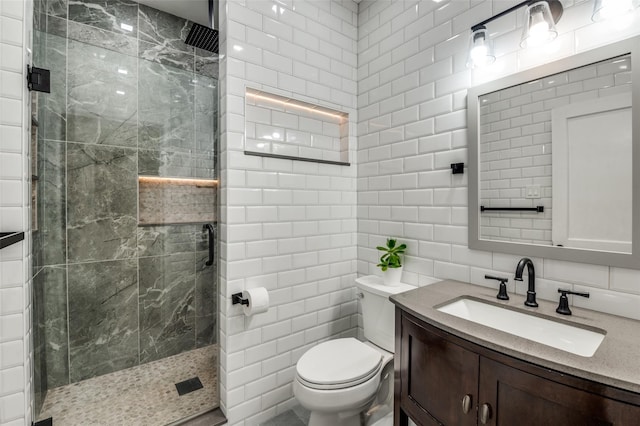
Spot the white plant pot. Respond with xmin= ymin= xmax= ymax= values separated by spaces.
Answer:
xmin=383 ymin=266 xmax=403 ymax=286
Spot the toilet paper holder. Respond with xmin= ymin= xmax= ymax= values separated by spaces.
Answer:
xmin=232 ymin=292 xmax=249 ymax=306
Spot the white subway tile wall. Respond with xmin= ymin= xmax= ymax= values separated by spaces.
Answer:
xmin=357 ymin=0 xmax=640 ymax=322
xmin=1 ymin=1 xmax=640 ymax=425
xmin=0 ymin=0 xmax=32 ymax=425
xmin=220 ymin=1 xmax=358 ymax=424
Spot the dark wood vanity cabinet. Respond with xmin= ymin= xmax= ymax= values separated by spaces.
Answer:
xmin=398 ymin=313 xmax=478 ymax=425
xmin=394 ymin=309 xmax=640 ymax=426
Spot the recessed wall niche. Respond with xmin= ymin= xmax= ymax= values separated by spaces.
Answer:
xmin=138 ymin=177 xmax=217 ymax=226
xmin=244 ymin=88 xmax=350 ymax=164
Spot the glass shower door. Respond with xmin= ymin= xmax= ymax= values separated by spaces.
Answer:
xmin=31 ymin=1 xmax=219 ymax=423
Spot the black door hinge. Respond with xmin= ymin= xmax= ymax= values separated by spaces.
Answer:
xmin=27 ymin=66 xmax=50 ymax=93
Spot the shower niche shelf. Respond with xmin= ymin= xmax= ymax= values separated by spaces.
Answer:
xmin=244 ymin=88 xmax=350 ymax=166
xmin=138 ymin=176 xmax=217 ymax=226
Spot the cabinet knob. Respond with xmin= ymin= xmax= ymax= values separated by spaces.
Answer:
xmin=461 ymin=394 xmax=472 ymax=414
xmin=480 ymin=403 xmax=492 ymax=424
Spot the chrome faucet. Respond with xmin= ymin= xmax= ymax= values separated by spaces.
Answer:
xmin=514 ymin=258 xmax=538 ymax=307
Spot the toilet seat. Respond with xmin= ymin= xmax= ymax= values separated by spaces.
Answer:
xmin=296 ymin=338 xmax=383 ymax=390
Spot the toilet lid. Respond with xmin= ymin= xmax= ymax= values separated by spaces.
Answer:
xmin=296 ymin=338 xmax=383 ymax=390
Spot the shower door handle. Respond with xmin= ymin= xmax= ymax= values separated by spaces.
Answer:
xmin=203 ymin=224 xmax=215 ymax=266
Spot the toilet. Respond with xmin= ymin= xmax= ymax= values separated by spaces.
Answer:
xmin=293 ymin=275 xmax=416 ymax=426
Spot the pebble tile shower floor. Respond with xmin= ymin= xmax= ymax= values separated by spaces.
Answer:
xmin=37 ymin=345 xmax=218 ymax=425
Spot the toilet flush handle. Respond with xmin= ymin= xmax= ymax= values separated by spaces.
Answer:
xmin=356 ymin=292 xmax=364 ymax=299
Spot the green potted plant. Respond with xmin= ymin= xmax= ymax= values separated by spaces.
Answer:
xmin=376 ymin=238 xmax=406 ymax=286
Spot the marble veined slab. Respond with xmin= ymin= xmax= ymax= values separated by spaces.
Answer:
xmin=67 ymin=40 xmax=138 ymax=147
xmin=68 ymin=259 xmax=138 ymax=382
xmin=66 ymin=143 xmax=137 ymax=262
xmin=69 ymin=0 xmax=138 ymax=36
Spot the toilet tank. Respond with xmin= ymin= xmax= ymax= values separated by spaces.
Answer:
xmin=355 ymin=276 xmax=417 ymax=353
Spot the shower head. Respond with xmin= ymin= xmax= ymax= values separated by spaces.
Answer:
xmin=185 ymin=24 xmax=218 ymax=53
xmin=184 ymin=0 xmax=218 ymax=53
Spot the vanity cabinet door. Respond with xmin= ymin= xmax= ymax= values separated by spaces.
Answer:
xmin=400 ymin=316 xmax=479 ymax=426
xmin=478 ymin=357 xmax=640 ymax=425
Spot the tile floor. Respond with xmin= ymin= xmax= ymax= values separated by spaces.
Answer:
xmin=257 ymin=404 xmax=394 ymax=426
xmin=259 ymin=405 xmax=310 ymax=426
xmin=38 ymin=344 xmax=218 ymax=426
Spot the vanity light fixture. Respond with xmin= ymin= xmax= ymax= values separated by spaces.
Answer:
xmin=592 ymin=0 xmax=637 ymax=22
xmin=467 ymin=0 xmax=564 ymax=69
xmin=466 ymin=26 xmax=496 ymax=69
xmin=520 ymin=1 xmax=560 ymax=48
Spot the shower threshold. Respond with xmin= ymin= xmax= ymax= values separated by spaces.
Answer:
xmin=37 ymin=344 xmax=218 ymax=426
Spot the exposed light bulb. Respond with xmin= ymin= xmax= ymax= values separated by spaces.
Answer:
xmin=521 ymin=1 xmax=558 ymax=48
xmin=469 ymin=45 xmax=493 ymax=68
xmin=527 ymin=21 xmax=551 ymax=47
xmin=530 ymin=17 xmax=549 ymax=37
xmin=470 ymin=45 xmax=488 ymax=61
xmin=466 ymin=26 xmax=495 ymax=69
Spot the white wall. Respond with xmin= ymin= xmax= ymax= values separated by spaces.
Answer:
xmin=219 ymin=1 xmax=359 ymax=424
xmin=0 ymin=0 xmax=33 ymax=425
xmin=357 ymin=0 xmax=640 ymax=320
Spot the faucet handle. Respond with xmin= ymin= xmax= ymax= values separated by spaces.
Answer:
xmin=556 ymin=289 xmax=590 ymax=315
xmin=485 ymin=275 xmax=510 ymax=301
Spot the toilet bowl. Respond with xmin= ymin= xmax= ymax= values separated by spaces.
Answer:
xmin=293 ymin=338 xmax=393 ymax=426
xmin=293 ymin=276 xmax=415 ymax=426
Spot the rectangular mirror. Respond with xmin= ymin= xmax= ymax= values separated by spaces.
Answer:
xmin=468 ymin=36 xmax=640 ymax=269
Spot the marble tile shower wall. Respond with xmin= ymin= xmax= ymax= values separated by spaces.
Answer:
xmin=357 ymin=1 xmax=640 ymax=319
xmin=219 ymin=0 xmax=358 ymax=424
xmin=1 ymin=1 xmax=34 ymax=425
xmin=30 ymin=0 xmax=219 ymax=397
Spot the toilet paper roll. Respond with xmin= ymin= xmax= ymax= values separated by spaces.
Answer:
xmin=243 ymin=287 xmax=269 ymax=316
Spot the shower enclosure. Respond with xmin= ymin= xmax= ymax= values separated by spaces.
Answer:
xmin=30 ymin=0 xmax=219 ymax=424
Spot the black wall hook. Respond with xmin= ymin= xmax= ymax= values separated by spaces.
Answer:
xmin=232 ymin=292 xmax=249 ymax=306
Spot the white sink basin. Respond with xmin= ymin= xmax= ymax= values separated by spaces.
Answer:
xmin=436 ymin=297 xmax=605 ymax=357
